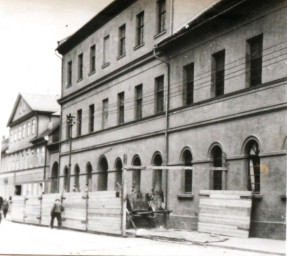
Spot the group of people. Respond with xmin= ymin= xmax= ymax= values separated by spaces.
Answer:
xmin=0 ymin=196 xmax=9 ymax=223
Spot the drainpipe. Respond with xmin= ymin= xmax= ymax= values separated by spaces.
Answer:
xmin=153 ymin=48 xmax=170 ymax=211
xmin=169 ymin=0 xmax=174 ymax=35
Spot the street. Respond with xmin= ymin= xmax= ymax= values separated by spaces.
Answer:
xmin=0 ymin=220 xmax=268 ymax=256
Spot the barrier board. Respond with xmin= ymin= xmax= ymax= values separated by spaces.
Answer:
xmin=198 ymin=190 xmax=252 ymax=238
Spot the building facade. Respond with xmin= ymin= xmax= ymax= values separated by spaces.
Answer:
xmin=0 ymin=93 xmax=60 ymax=198
xmin=56 ymin=0 xmax=286 ymax=239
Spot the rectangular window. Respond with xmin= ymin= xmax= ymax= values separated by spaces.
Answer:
xmin=155 ymin=75 xmax=164 ymax=113
xmin=90 ymin=45 xmax=96 ymax=73
xmin=135 ymin=84 xmax=143 ymax=120
xmin=67 ymin=121 xmax=72 ymax=139
xmin=77 ymin=109 xmax=82 ymax=136
xmin=136 ymin=12 xmax=144 ymax=46
xmin=212 ymin=50 xmax=225 ymax=97
xmin=157 ymin=0 xmax=166 ymax=33
xmin=103 ymin=35 xmax=110 ymax=65
xmin=89 ymin=104 xmax=95 ymax=133
xmin=247 ymin=34 xmax=263 ymax=87
xmin=27 ymin=122 xmax=31 ymax=136
xmin=78 ymin=53 xmax=83 ymax=80
xmin=32 ymin=119 xmax=36 ymax=135
xmin=102 ymin=99 xmax=109 ymax=129
xmin=67 ymin=61 xmax=72 ymax=86
xmin=118 ymin=24 xmax=126 ymax=57
xmin=118 ymin=92 xmax=125 ymax=124
xmin=183 ymin=63 xmax=194 ymax=105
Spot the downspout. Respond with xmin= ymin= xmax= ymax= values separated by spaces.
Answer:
xmin=169 ymin=0 xmax=174 ymax=35
xmin=153 ymin=48 xmax=170 ymax=211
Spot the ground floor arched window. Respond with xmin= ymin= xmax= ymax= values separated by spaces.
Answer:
xmin=73 ymin=164 xmax=80 ymax=192
xmin=181 ymin=149 xmax=192 ymax=193
xmin=98 ymin=157 xmax=108 ymax=191
xmin=50 ymin=162 xmax=59 ymax=193
xmin=86 ymin=162 xmax=92 ymax=192
xmin=64 ymin=166 xmax=70 ymax=192
xmin=210 ymin=145 xmax=223 ymax=190
xmin=115 ymin=158 xmax=123 ymax=189
xmin=245 ymin=140 xmax=260 ymax=193
xmin=132 ymin=155 xmax=141 ymax=194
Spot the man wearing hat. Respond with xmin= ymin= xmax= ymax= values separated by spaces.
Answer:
xmin=50 ymin=199 xmax=64 ymax=229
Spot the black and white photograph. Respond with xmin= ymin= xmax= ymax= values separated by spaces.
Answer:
xmin=0 ymin=0 xmax=286 ymax=255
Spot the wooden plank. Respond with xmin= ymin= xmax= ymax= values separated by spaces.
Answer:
xmin=198 ymin=190 xmax=252 ymax=238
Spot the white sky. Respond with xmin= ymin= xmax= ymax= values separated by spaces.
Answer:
xmin=0 ymin=0 xmax=112 ymax=137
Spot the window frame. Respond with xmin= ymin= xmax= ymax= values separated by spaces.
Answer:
xmin=136 ymin=12 xmax=144 ymax=47
xmin=118 ymin=24 xmax=126 ymax=57
xmin=77 ymin=109 xmax=82 ymax=136
xmin=155 ymin=75 xmax=164 ymax=114
xmin=246 ymin=34 xmax=263 ymax=87
xmin=118 ymin=92 xmax=125 ymax=125
xmin=89 ymin=104 xmax=95 ymax=133
xmin=90 ymin=45 xmax=96 ymax=73
xmin=157 ymin=0 xmax=166 ymax=34
xmin=211 ymin=50 xmax=225 ymax=97
xmin=67 ymin=61 xmax=72 ymax=86
xmin=135 ymin=84 xmax=143 ymax=120
xmin=183 ymin=63 xmax=194 ymax=105
xmin=103 ymin=35 xmax=110 ymax=65
xmin=102 ymin=98 xmax=109 ymax=129
xmin=78 ymin=53 xmax=83 ymax=81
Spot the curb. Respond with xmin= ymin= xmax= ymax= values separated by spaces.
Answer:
xmin=133 ymin=234 xmax=285 ymax=256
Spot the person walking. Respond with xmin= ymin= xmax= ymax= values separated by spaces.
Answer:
xmin=50 ymin=199 xmax=64 ymax=229
xmin=0 ymin=196 xmax=3 ymax=223
xmin=2 ymin=199 xmax=9 ymax=218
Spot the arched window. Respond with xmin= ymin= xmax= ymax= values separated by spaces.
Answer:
xmin=210 ymin=145 xmax=223 ymax=190
xmin=152 ymin=152 xmax=164 ymax=210
xmin=64 ymin=166 xmax=70 ymax=192
xmin=98 ymin=157 xmax=108 ymax=191
xmin=115 ymin=158 xmax=123 ymax=189
xmin=132 ymin=155 xmax=141 ymax=193
xmin=51 ymin=162 xmax=59 ymax=193
xmin=245 ymin=140 xmax=260 ymax=193
xmin=181 ymin=149 xmax=193 ymax=193
xmin=74 ymin=165 xmax=80 ymax=192
xmin=86 ymin=162 xmax=93 ymax=192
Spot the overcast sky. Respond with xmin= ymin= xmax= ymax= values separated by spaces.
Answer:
xmin=0 ymin=0 xmax=112 ymax=137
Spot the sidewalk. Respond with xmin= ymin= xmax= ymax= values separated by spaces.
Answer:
xmin=127 ymin=228 xmax=286 ymax=255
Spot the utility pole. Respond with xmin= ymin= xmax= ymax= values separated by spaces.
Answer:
xmin=67 ymin=114 xmax=75 ymax=192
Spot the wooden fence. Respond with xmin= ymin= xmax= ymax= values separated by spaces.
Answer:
xmin=198 ymin=190 xmax=252 ymax=238
xmin=11 ymin=191 xmax=122 ymax=235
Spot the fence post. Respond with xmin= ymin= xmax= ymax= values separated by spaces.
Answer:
xmin=121 ymin=154 xmax=127 ymax=236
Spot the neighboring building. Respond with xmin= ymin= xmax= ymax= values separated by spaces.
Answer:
xmin=56 ymin=0 xmax=286 ymax=239
xmin=0 ymin=93 xmax=60 ymax=198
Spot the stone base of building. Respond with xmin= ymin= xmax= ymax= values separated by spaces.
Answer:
xmin=249 ymin=221 xmax=286 ymax=240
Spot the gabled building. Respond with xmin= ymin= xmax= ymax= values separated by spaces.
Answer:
xmin=55 ymin=0 xmax=286 ymax=239
xmin=0 ymin=93 xmax=60 ymax=198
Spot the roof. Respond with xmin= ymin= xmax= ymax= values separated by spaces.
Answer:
xmin=21 ymin=93 xmax=60 ymax=113
xmin=156 ymin=0 xmax=248 ymax=50
xmin=29 ymin=120 xmax=60 ymax=144
xmin=56 ymin=0 xmax=136 ymax=55
xmin=7 ymin=93 xmax=60 ymax=126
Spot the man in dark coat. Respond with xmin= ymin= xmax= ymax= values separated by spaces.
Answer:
xmin=50 ymin=199 xmax=64 ymax=229
xmin=2 ymin=200 xmax=9 ymax=218
xmin=0 ymin=196 xmax=3 ymax=223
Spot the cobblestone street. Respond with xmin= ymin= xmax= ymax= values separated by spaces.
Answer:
xmin=0 ymin=220 xmax=279 ymax=256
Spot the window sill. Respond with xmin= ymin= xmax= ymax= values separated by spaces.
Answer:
xmin=252 ymin=193 xmax=263 ymax=199
xmin=77 ymin=78 xmax=83 ymax=83
xmin=280 ymin=194 xmax=286 ymax=201
xmin=134 ymin=43 xmax=144 ymax=51
xmin=177 ymin=194 xmax=194 ymax=200
xmin=154 ymin=30 xmax=167 ymax=39
xmin=88 ymin=70 xmax=96 ymax=77
xmin=101 ymin=62 xmax=110 ymax=69
xmin=66 ymin=84 xmax=72 ymax=88
xmin=117 ymin=54 xmax=126 ymax=61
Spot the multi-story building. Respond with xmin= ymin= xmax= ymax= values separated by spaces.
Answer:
xmin=56 ymin=0 xmax=286 ymax=239
xmin=0 ymin=93 xmax=60 ymax=198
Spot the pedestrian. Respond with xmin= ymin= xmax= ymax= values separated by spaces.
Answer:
xmin=2 ymin=199 xmax=9 ymax=218
xmin=0 ymin=196 xmax=3 ymax=223
xmin=50 ymin=199 xmax=64 ymax=229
